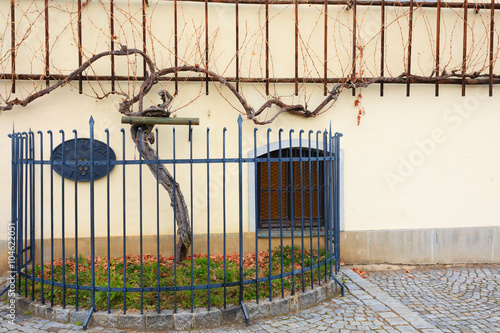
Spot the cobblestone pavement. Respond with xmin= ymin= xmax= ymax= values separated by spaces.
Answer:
xmin=0 ymin=264 xmax=498 ymax=332
xmin=366 ymin=264 xmax=500 ymax=333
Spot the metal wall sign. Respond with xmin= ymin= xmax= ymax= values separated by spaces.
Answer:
xmin=51 ymin=138 xmax=116 ymax=181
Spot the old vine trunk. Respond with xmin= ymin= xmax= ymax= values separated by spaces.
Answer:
xmin=130 ymin=122 xmax=191 ymax=262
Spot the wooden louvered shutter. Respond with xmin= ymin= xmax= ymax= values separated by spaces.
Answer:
xmin=259 ymin=161 xmax=287 ymax=228
xmin=292 ymin=161 xmax=321 ymax=226
xmin=257 ymin=149 xmax=324 ymax=230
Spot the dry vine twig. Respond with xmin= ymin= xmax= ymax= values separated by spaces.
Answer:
xmin=1 ymin=46 xmax=496 ymax=260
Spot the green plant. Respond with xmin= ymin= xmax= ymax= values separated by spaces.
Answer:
xmin=19 ymin=246 xmax=334 ymax=312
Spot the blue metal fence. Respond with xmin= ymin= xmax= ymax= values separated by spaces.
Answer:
xmin=8 ymin=116 xmax=343 ymax=328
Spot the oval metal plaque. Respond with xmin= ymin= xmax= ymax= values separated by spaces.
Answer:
xmin=51 ymin=139 xmax=116 ymax=181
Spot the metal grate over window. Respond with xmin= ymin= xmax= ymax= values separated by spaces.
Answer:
xmin=257 ymin=148 xmax=325 ymax=230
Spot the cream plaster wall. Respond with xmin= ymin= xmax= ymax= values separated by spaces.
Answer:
xmin=1 ymin=1 xmax=500 ymax=253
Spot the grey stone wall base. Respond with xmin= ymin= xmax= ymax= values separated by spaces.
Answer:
xmin=12 ymin=276 xmax=341 ymax=331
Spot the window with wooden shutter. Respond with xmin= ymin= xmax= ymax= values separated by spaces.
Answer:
xmin=257 ymin=148 xmax=325 ymax=230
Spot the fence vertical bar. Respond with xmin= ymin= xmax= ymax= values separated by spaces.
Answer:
xmin=328 ymin=128 xmax=334 ymax=278
xmin=48 ymin=131 xmax=54 ymax=306
xmin=89 ymin=117 xmax=96 ymax=309
xmin=9 ymin=132 xmax=14 ymax=283
xmin=207 ymin=128 xmax=211 ymax=310
xmin=299 ymin=130 xmax=305 ymax=292
xmin=223 ymin=127 xmax=227 ymax=308
xmin=332 ymin=132 xmax=337 ymax=274
xmin=18 ymin=134 xmax=25 ymax=295
xmin=326 ymin=128 xmax=331 ymax=278
xmin=334 ymin=133 xmax=342 ymax=274
xmin=59 ymin=131 xmax=66 ymax=307
xmin=39 ymin=130 xmax=46 ymax=302
xmin=266 ymin=129 xmax=272 ymax=301
xmin=435 ymin=0 xmax=441 ymax=96
xmin=138 ymin=128 xmax=144 ymax=314
xmin=11 ymin=132 xmax=18 ymax=294
xmin=23 ymin=133 xmax=28 ymax=297
xmin=106 ymin=128 xmax=111 ymax=313
xmin=462 ymin=0 xmax=468 ymax=96
xmin=121 ymin=128 xmax=127 ymax=314
xmin=190 ymin=126 xmax=194 ymax=312
xmin=316 ymin=132 xmax=321 ymax=285
xmin=279 ymin=130 xmax=285 ymax=297
xmin=238 ymin=115 xmax=244 ymax=303
xmin=288 ymin=129 xmax=294 ymax=296
xmin=254 ymin=128 xmax=259 ymax=303
xmin=308 ymin=131 xmax=314 ymax=288
xmin=322 ymin=131 xmax=328 ymax=282
xmin=156 ymin=129 xmax=161 ymax=313
xmin=29 ymin=131 xmax=35 ymax=301
xmin=11 ymin=133 xmax=17 ymax=292
xmin=73 ymin=130 xmax=79 ymax=311
xmin=173 ymin=128 xmax=178 ymax=312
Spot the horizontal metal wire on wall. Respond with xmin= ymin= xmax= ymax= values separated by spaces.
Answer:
xmin=7 ymin=116 xmax=343 ymax=327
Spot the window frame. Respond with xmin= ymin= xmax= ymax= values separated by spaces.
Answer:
xmin=248 ymin=139 xmax=344 ymax=235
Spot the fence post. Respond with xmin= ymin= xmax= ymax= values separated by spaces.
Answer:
xmin=89 ymin=116 xmax=96 ymax=308
xmin=334 ymin=133 xmax=342 ymax=275
xmin=237 ymin=115 xmax=250 ymax=326
xmin=11 ymin=131 xmax=18 ymax=293
xmin=238 ymin=115 xmax=243 ymax=302
xmin=328 ymin=125 xmax=333 ymax=278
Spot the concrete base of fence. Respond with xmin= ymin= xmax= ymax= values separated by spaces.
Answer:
xmin=14 ymin=275 xmax=342 ymax=331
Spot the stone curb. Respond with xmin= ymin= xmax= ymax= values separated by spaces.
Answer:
xmin=14 ymin=276 xmax=341 ymax=331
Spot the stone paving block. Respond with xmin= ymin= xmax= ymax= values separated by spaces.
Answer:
xmin=69 ymin=310 xmax=91 ymax=326
xmin=15 ymin=298 xmax=31 ymax=314
xmin=51 ymin=308 xmax=71 ymax=323
xmin=37 ymin=305 xmax=53 ymax=320
xmin=145 ymin=309 xmax=174 ymax=331
xmin=246 ymin=300 xmax=271 ymax=320
xmin=91 ymin=310 xmax=119 ymax=329
xmin=385 ymin=317 xmax=409 ymax=326
xmin=117 ymin=313 xmax=145 ymax=330
xmin=192 ymin=308 xmax=221 ymax=329
xmin=221 ymin=304 xmax=245 ymax=325
xmin=396 ymin=326 xmax=419 ymax=333
xmin=269 ymin=297 xmax=289 ymax=317
xmin=174 ymin=310 xmax=193 ymax=331
xmin=298 ymin=288 xmax=317 ymax=310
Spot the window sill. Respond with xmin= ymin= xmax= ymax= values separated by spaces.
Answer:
xmin=257 ymin=230 xmax=327 ymax=238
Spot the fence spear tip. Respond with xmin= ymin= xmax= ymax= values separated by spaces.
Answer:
xmin=89 ymin=116 xmax=95 ymax=125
